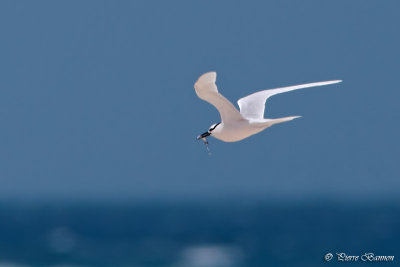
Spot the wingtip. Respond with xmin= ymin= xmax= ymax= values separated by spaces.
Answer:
xmin=200 ymin=71 xmax=217 ymax=79
xmin=319 ymin=80 xmax=342 ymax=86
xmin=329 ymin=79 xmax=342 ymax=84
xmin=195 ymin=71 xmax=217 ymax=85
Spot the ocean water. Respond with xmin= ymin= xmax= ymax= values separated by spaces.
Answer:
xmin=0 ymin=201 xmax=398 ymax=267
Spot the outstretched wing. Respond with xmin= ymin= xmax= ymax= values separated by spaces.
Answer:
xmin=237 ymin=80 xmax=342 ymax=119
xmin=194 ymin=72 xmax=244 ymax=123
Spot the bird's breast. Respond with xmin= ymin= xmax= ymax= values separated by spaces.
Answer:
xmin=212 ymin=121 xmax=266 ymax=142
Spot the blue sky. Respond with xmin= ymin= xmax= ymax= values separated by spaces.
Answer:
xmin=0 ymin=0 xmax=399 ymax=202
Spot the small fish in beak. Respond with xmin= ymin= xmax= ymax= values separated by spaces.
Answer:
xmin=197 ymin=132 xmax=211 ymax=155
xmin=197 ymin=131 xmax=210 ymax=140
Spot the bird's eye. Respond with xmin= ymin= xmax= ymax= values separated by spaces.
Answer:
xmin=209 ymin=122 xmax=221 ymax=132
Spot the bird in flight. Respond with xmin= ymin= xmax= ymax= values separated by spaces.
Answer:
xmin=195 ymin=72 xmax=341 ymax=148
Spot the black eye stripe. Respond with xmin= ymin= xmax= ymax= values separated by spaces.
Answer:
xmin=209 ymin=122 xmax=221 ymax=132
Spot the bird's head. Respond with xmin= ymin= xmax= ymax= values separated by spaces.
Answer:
xmin=197 ymin=122 xmax=221 ymax=140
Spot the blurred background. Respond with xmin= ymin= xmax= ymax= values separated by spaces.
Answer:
xmin=0 ymin=0 xmax=399 ymax=266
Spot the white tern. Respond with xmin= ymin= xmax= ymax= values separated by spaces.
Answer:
xmin=195 ymin=72 xmax=342 ymax=143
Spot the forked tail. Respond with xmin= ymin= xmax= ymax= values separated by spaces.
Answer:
xmin=250 ymin=116 xmax=301 ymax=127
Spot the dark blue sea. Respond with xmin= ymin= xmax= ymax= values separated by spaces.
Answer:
xmin=0 ymin=201 xmax=398 ymax=267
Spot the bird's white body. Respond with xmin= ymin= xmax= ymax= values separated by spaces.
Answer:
xmin=211 ymin=120 xmax=256 ymax=142
xmin=194 ymin=72 xmax=341 ymax=142
xmin=210 ymin=118 xmax=297 ymax=142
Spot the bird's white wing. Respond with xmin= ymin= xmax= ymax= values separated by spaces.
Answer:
xmin=237 ymin=80 xmax=342 ymax=119
xmin=194 ymin=72 xmax=244 ymax=123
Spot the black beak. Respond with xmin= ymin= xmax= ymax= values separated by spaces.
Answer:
xmin=197 ymin=131 xmax=210 ymax=140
